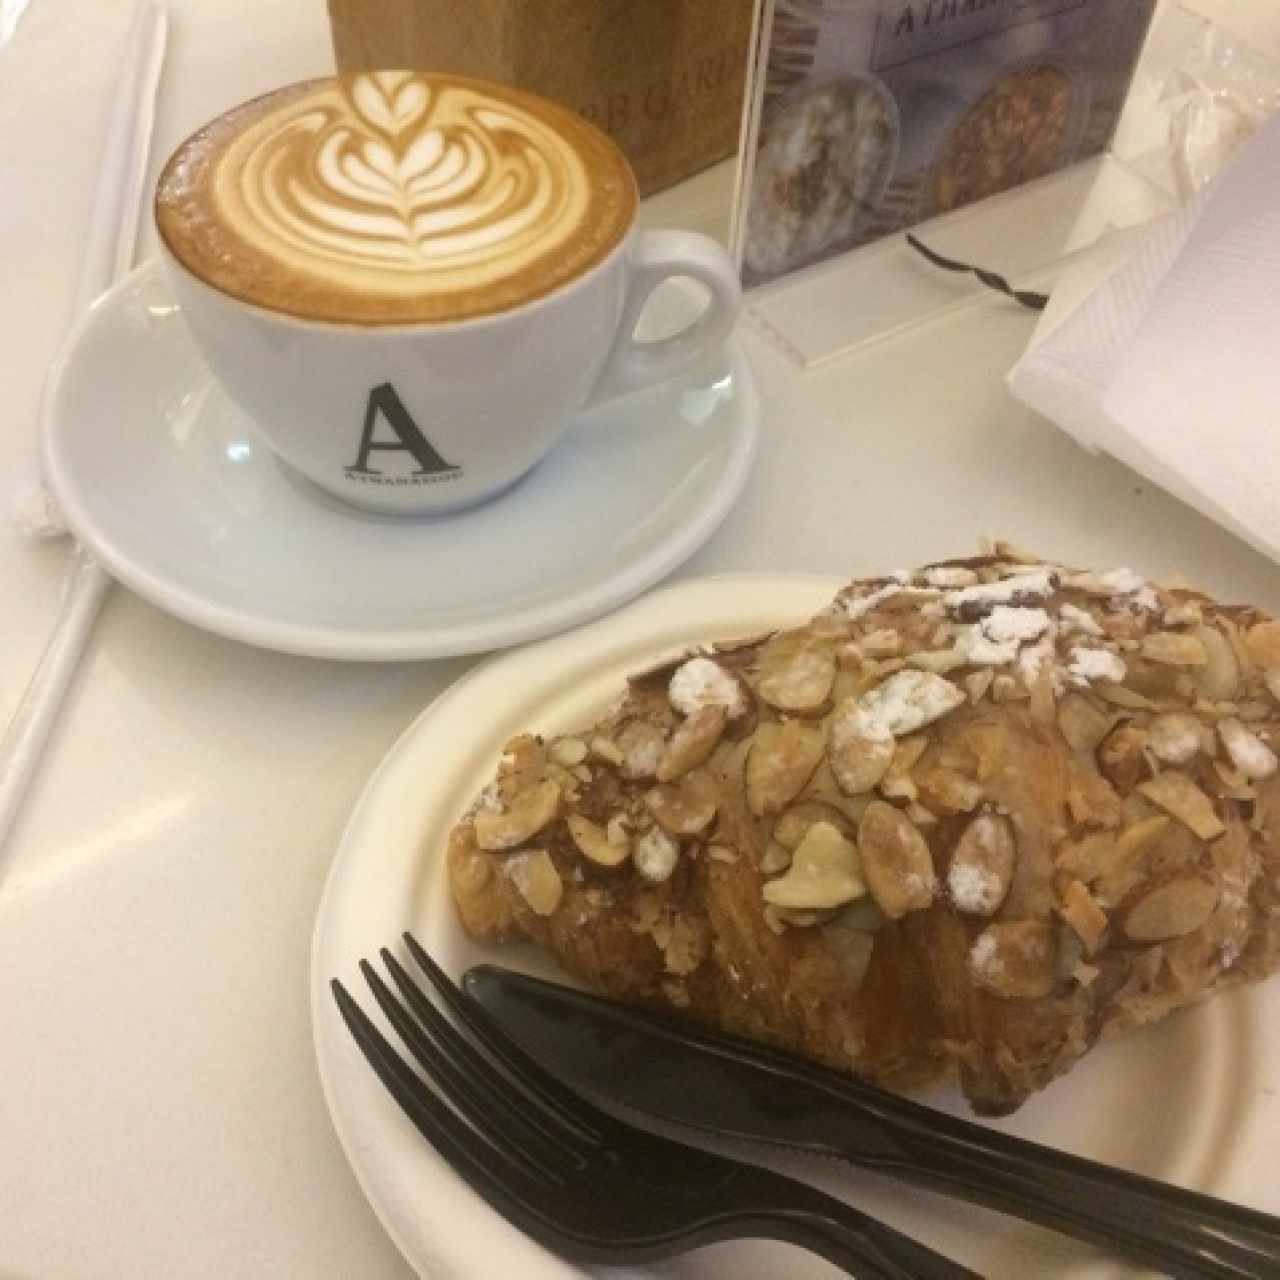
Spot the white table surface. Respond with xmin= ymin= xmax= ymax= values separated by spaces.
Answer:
xmin=3 ymin=1 xmax=1280 ymax=1277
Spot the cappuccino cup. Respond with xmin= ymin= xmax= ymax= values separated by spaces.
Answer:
xmin=154 ymin=71 xmax=741 ymax=516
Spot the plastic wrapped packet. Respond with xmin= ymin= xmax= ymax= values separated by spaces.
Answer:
xmin=1163 ymin=17 xmax=1280 ymax=196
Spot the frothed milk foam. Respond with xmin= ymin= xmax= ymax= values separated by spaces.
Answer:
xmin=156 ymin=71 xmax=637 ymax=324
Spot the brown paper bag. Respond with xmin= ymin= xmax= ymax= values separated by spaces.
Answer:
xmin=326 ymin=0 xmax=755 ymax=195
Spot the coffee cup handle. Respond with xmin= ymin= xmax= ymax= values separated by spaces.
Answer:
xmin=585 ymin=230 xmax=742 ymax=407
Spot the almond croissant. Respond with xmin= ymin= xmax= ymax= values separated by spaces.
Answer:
xmin=448 ymin=550 xmax=1280 ymax=1114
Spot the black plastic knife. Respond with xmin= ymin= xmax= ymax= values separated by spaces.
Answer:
xmin=464 ymin=964 xmax=1280 ymax=1280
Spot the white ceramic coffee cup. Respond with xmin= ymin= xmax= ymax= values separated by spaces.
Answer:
xmin=160 ymin=220 xmax=741 ymax=516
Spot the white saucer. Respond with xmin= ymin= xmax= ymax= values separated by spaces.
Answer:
xmin=311 ymin=574 xmax=1264 ymax=1280
xmin=41 ymin=259 xmax=759 ymax=661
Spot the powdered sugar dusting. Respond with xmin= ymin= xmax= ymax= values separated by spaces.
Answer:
xmin=968 ymin=931 xmax=1002 ymax=977
xmin=1067 ymin=647 xmax=1127 ymax=687
xmin=922 ymin=566 xmax=979 ymax=588
xmin=954 ymin=606 xmax=1052 ymax=667
xmin=1017 ymin=635 xmax=1061 ymax=690
xmin=1219 ymin=718 xmax=1279 ymax=780
xmin=944 ymin=569 xmax=1057 ymax=617
xmin=949 ymin=861 xmax=1001 ymax=914
xmin=843 ymin=575 xmax=922 ymax=621
xmin=669 ymin=657 xmax=745 ymax=718
xmin=853 ymin=669 xmax=964 ymax=737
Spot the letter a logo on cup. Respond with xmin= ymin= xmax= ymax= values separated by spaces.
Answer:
xmin=345 ymin=382 xmax=461 ymax=481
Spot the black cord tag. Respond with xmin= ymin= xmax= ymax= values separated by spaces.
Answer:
xmin=906 ymin=233 xmax=1049 ymax=312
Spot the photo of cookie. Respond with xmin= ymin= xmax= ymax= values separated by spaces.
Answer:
xmin=932 ymin=66 xmax=1075 ymax=214
xmin=743 ymin=76 xmax=898 ymax=283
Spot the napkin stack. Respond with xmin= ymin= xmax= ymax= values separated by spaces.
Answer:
xmin=1009 ymin=111 xmax=1280 ymax=563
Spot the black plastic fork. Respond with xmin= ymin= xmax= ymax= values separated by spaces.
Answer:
xmin=331 ymin=933 xmax=981 ymax=1278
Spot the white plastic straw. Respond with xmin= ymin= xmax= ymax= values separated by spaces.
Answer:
xmin=0 ymin=0 xmax=167 ymax=856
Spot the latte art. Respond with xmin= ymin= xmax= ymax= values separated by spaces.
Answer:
xmin=156 ymin=73 xmax=636 ymax=324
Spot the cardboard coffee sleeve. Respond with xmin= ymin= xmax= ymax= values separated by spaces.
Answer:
xmin=326 ymin=0 xmax=756 ymax=195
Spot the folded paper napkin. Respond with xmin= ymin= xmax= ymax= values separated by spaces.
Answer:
xmin=1009 ymin=111 xmax=1280 ymax=563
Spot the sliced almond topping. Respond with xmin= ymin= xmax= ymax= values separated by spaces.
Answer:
xmin=836 ymin=640 xmax=864 ymax=672
xmin=1245 ymin=620 xmax=1280 ymax=670
xmin=991 ymin=674 xmax=1021 ymax=703
xmin=1140 ymin=633 xmax=1207 ymax=666
xmin=773 ymin=800 xmax=854 ymax=851
xmin=916 ymin=766 xmax=983 ymax=815
xmin=860 ymin=629 xmax=903 ymax=658
xmin=668 ymin=656 xmax=747 ymax=720
xmin=852 ymin=669 xmax=965 ymax=737
xmin=615 ymin=720 xmax=666 ymax=780
xmin=1055 ymin=831 xmax=1116 ymax=883
xmin=908 ymin=648 xmax=969 ymax=674
xmin=707 ymin=844 xmax=738 ymax=864
xmin=1091 ymin=816 xmax=1172 ymax=908
xmin=548 ymin=737 xmax=587 ymax=767
xmin=590 ymin=736 xmax=625 ymax=766
xmin=1122 ymin=875 xmax=1219 ymax=942
xmin=757 ymin=649 xmax=836 ymax=713
xmin=878 ymin=735 xmax=925 ymax=803
xmin=1057 ymin=693 xmax=1114 ymax=755
xmin=1195 ymin=625 xmax=1241 ymax=701
xmin=1092 ymin=683 xmax=1155 ymax=710
xmin=1138 ymin=772 xmax=1225 ymax=840
xmin=885 ymin=734 xmax=927 ymax=777
xmin=858 ymin=800 xmax=936 ymax=919
xmin=633 ymin=826 xmax=679 ymax=883
xmin=645 ymin=769 xmax=718 ymax=836
xmin=967 ymin=920 xmax=1056 ymax=999
xmin=566 ymin=813 xmax=630 ymax=869
xmin=1212 ymin=759 xmax=1255 ymax=800
xmin=745 ymin=721 xmax=825 ymax=817
xmin=1096 ymin=723 xmax=1150 ymax=791
xmin=656 ymin=706 xmax=725 ymax=782
xmin=1219 ymin=717 xmax=1278 ymax=780
xmin=1147 ymin=714 xmax=1204 ymax=765
xmin=828 ymin=700 xmax=895 ymax=795
xmin=1115 ymin=814 xmax=1172 ymax=860
xmin=474 ymin=780 xmax=561 ymax=851
xmin=948 ymin=813 xmax=1015 ymax=915
xmin=965 ymin=669 xmax=995 ymax=704
xmin=495 ymin=734 xmax=547 ymax=801
xmin=1264 ymin=670 xmax=1280 ymax=705
xmin=504 ymin=849 xmax=563 ymax=916
xmin=1066 ymin=772 xmax=1123 ymax=829
xmin=921 ymin=565 xmax=980 ymax=588
xmin=1058 ymin=880 xmax=1108 ymax=953
xmin=762 ymin=821 xmax=866 ymax=911
xmin=1163 ymin=601 xmax=1203 ymax=627
xmin=906 ymin=802 xmax=938 ymax=826
xmin=759 ymin=842 xmax=792 ymax=874
xmin=767 ymin=905 xmax=841 ymax=929
xmin=958 ymin=722 xmax=1008 ymax=781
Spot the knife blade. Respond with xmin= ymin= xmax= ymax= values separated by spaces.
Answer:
xmin=464 ymin=963 xmax=1280 ymax=1280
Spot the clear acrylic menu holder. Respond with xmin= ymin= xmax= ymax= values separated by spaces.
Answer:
xmin=742 ymin=150 xmax=1176 ymax=370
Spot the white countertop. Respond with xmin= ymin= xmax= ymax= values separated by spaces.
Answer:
xmin=3 ymin=1 xmax=1280 ymax=1276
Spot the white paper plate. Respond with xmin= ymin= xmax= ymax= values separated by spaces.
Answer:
xmin=42 ymin=260 xmax=759 ymax=661
xmin=311 ymin=574 xmax=1272 ymax=1279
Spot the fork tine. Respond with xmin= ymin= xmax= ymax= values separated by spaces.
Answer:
xmin=358 ymin=960 xmax=572 ymax=1187
xmin=372 ymin=950 xmax=593 ymax=1167
xmin=332 ymin=977 xmax=557 ymax=1205
xmin=402 ymin=932 xmax=602 ymax=1140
